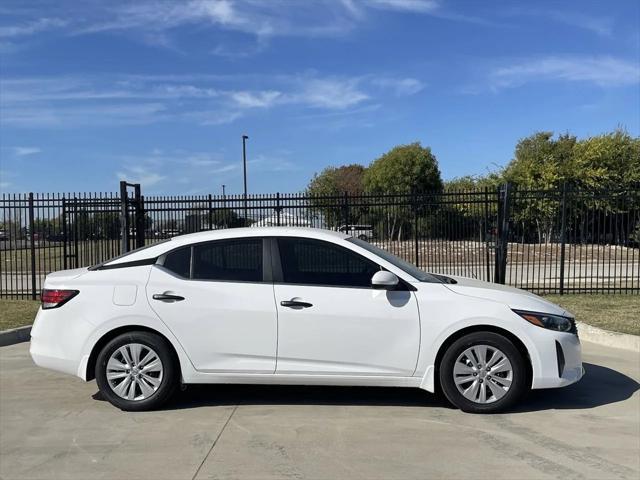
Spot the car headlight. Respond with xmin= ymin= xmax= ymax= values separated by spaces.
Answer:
xmin=513 ymin=310 xmax=576 ymax=334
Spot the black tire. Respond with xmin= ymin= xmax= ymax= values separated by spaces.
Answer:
xmin=95 ymin=331 xmax=178 ymax=411
xmin=439 ymin=332 xmax=528 ymax=413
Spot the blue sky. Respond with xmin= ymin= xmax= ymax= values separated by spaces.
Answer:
xmin=1 ymin=0 xmax=639 ymax=195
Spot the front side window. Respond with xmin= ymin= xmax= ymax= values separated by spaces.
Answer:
xmin=193 ymin=238 xmax=263 ymax=282
xmin=277 ymin=237 xmax=380 ymax=288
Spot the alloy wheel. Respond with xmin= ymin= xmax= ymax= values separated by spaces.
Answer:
xmin=453 ymin=344 xmax=513 ymax=404
xmin=106 ymin=343 xmax=164 ymax=401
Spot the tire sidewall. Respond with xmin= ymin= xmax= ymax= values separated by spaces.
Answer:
xmin=439 ymin=332 xmax=528 ymax=413
xmin=95 ymin=331 xmax=177 ymax=411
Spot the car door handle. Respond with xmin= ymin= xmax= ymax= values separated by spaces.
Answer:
xmin=280 ymin=300 xmax=313 ymax=308
xmin=152 ymin=293 xmax=185 ymax=302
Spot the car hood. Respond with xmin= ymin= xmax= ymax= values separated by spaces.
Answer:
xmin=442 ymin=275 xmax=569 ymax=317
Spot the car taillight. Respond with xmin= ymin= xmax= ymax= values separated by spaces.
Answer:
xmin=41 ymin=289 xmax=79 ymax=309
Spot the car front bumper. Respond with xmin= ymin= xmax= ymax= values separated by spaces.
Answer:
xmin=531 ymin=331 xmax=584 ymax=389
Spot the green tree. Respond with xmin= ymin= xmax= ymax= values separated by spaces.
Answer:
xmin=307 ymin=164 xmax=366 ymax=196
xmin=363 ymin=142 xmax=442 ymax=240
xmin=570 ymin=129 xmax=640 ymax=192
xmin=307 ymin=164 xmax=367 ymax=228
xmin=503 ymin=132 xmax=576 ymax=190
xmin=502 ymin=132 xmax=577 ymax=243
xmin=211 ymin=209 xmax=243 ymax=228
xmin=364 ymin=142 xmax=442 ymax=194
xmin=442 ymin=174 xmax=503 ymax=241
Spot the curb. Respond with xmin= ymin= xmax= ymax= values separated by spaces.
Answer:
xmin=577 ymin=321 xmax=640 ymax=352
xmin=0 ymin=326 xmax=32 ymax=347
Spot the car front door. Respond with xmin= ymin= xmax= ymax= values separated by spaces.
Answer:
xmin=146 ymin=237 xmax=277 ymax=373
xmin=272 ymin=237 xmax=420 ymax=376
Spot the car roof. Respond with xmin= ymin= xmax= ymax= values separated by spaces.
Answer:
xmin=104 ymin=227 xmax=349 ymax=265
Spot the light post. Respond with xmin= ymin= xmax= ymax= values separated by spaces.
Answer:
xmin=222 ymin=184 xmax=226 ymax=196
xmin=242 ymin=134 xmax=249 ymax=223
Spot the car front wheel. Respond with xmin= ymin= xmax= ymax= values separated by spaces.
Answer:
xmin=95 ymin=331 xmax=178 ymax=411
xmin=439 ymin=331 xmax=528 ymax=413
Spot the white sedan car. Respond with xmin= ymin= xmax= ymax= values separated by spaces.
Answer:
xmin=30 ymin=227 xmax=583 ymax=413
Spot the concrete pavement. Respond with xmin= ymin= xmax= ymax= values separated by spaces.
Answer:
xmin=1 ymin=341 xmax=638 ymax=480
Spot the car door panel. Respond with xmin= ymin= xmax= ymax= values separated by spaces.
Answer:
xmin=272 ymin=237 xmax=421 ymax=376
xmin=275 ymin=285 xmax=420 ymax=375
xmin=146 ymin=238 xmax=277 ymax=374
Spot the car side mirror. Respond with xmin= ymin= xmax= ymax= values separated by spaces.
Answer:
xmin=371 ymin=271 xmax=399 ymax=290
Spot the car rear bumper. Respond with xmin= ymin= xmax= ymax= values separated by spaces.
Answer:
xmin=29 ymin=307 xmax=92 ymax=379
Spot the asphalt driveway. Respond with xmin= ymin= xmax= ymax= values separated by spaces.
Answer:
xmin=0 ymin=341 xmax=638 ymax=480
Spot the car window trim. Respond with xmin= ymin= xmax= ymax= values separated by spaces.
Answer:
xmin=92 ymin=257 xmax=158 ymax=270
xmin=271 ymin=236 xmax=415 ymax=291
xmin=155 ymin=237 xmax=271 ymax=284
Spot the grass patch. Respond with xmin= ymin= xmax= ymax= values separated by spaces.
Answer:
xmin=0 ymin=300 xmax=40 ymax=331
xmin=544 ymin=294 xmax=639 ymax=336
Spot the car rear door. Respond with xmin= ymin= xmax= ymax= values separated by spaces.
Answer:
xmin=272 ymin=237 xmax=420 ymax=376
xmin=146 ymin=237 xmax=277 ymax=373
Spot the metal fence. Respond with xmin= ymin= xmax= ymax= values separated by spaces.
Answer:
xmin=1 ymin=184 xmax=639 ymax=299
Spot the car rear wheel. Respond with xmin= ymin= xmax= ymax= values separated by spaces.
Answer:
xmin=439 ymin=332 xmax=528 ymax=413
xmin=95 ymin=331 xmax=178 ymax=411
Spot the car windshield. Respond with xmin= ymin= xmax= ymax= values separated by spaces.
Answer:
xmin=347 ymin=237 xmax=454 ymax=283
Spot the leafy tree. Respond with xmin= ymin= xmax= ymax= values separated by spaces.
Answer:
xmin=502 ymin=132 xmax=577 ymax=243
xmin=307 ymin=164 xmax=366 ymax=196
xmin=363 ymin=142 xmax=442 ymax=240
xmin=94 ymin=212 xmax=120 ymax=239
xmin=570 ymin=129 xmax=640 ymax=192
xmin=442 ymin=174 xmax=503 ymax=241
xmin=502 ymin=132 xmax=576 ymax=190
xmin=364 ymin=142 xmax=442 ymax=194
xmin=212 ymin=209 xmax=243 ymax=228
xmin=307 ymin=164 xmax=367 ymax=228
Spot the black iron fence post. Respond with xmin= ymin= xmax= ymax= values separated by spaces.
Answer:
xmin=559 ymin=183 xmax=568 ymax=295
xmin=276 ymin=192 xmax=281 ymax=226
xmin=495 ymin=183 xmax=512 ymax=284
xmin=413 ymin=192 xmax=419 ymax=267
xmin=62 ymin=196 xmax=68 ymax=270
xmin=134 ymin=185 xmax=145 ymax=249
xmin=28 ymin=193 xmax=37 ymax=300
xmin=72 ymin=197 xmax=79 ymax=268
xmin=119 ymin=181 xmax=130 ymax=253
xmin=208 ymin=194 xmax=213 ymax=230
xmin=343 ymin=192 xmax=350 ymax=231
xmin=483 ymin=187 xmax=491 ymax=282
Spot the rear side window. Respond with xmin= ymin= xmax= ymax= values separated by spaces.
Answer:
xmin=193 ymin=239 xmax=263 ymax=282
xmin=277 ymin=237 xmax=380 ymax=288
xmin=162 ymin=247 xmax=191 ymax=278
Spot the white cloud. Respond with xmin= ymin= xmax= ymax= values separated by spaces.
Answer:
xmin=0 ymin=17 xmax=67 ymax=38
xmin=293 ymin=77 xmax=369 ymax=109
xmin=117 ymin=165 xmax=165 ymax=187
xmin=372 ymin=77 xmax=424 ymax=96
xmin=13 ymin=146 xmax=41 ymax=156
xmin=230 ymin=90 xmax=282 ymax=108
xmin=504 ymin=7 xmax=614 ymax=37
xmin=364 ymin=0 xmax=439 ymax=13
xmin=0 ymin=72 xmax=424 ymax=127
xmin=210 ymin=164 xmax=238 ymax=175
xmin=489 ymin=56 xmax=640 ymax=90
xmin=545 ymin=11 xmax=613 ymax=37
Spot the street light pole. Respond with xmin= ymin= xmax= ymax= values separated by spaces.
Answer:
xmin=242 ymin=134 xmax=249 ymax=223
xmin=222 ymin=184 xmax=226 ymax=196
